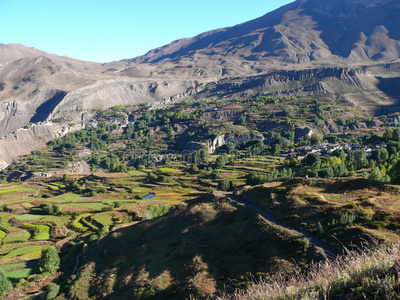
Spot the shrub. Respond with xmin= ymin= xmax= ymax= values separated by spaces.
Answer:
xmin=67 ymin=231 xmax=76 ymax=237
xmin=317 ymin=222 xmax=324 ymax=235
xmin=157 ymin=174 xmax=167 ymax=182
xmin=298 ymin=237 xmax=310 ymax=252
xmin=30 ymin=203 xmax=60 ymax=215
xmin=246 ymin=171 xmax=268 ymax=185
xmin=340 ymin=212 xmax=356 ymax=225
xmin=89 ymin=234 xmax=99 ymax=242
xmin=98 ymin=226 xmax=109 ymax=237
xmin=145 ymin=204 xmax=169 ymax=219
xmin=113 ymin=201 xmax=122 ymax=208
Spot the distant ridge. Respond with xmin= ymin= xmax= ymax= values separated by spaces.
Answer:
xmin=126 ymin=0 xmax=400 ymax=69
xmin=0 ymin=43 xmax=99 ymax=71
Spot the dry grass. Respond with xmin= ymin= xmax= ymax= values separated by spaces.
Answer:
xmin=214 ymin=241 xmax=400 ymax=300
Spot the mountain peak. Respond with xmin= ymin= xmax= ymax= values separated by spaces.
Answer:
xmin=124 ymin=0 xmax=400 ymax=76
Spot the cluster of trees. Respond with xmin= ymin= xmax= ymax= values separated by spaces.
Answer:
xmin=186 ymin=147 xmax=209 ymax=164
xmin=30 ymin=203 xmax=61 ymax=215
xmin=337 ymin=117 xmax=359 ymax=127
xmin=50 ymin=121 xmax=119 ymax=153
xmin=91 ymin=154 xmax=127 ymax=173
xmin=218 ymin=178 xmax=236 ymax=191
xmin=246 ymin=169 xmax=294 ymax=185
xmin=147 ymin=172 xmax=167 ymax=183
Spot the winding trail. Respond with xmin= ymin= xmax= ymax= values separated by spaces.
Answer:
xmin=220 ymin=192 xmax=338 ymax=260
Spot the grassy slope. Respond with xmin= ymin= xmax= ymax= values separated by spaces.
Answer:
xmin=240 ymin=178 xmax=400 ymax=253
xmin=217 ymin=242 xmax=400 ymax=300
xmin=66 ymin=194 xmax=324 ymax=299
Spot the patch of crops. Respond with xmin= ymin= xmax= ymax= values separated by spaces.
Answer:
xmin=2 ymin=246 xmax=45 ymax=259
xmin=15 ymin=214 xmax=45 ymax=221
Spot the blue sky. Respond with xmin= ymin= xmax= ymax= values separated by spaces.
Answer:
xmin=0 ymin=0 xmax=293 ymax=63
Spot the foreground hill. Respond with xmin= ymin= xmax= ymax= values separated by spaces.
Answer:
xmin=65 ymin=193 xmax=322 ymax=299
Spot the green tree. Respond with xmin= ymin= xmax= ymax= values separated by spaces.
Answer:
xmin=303 ymin=153 xmax=321 ymax=170
xmin=318 ymin=166 xmax=334 ymax=178
xmin=147 ymin=172 xmax=158 ymax=182
xmin=46 ymin=282 xmax=60 ymax=300
xmin=157 ymin=174 xmax=167 ymax=182
xmin=271 ymin=143 xmax=281 ymax=155
xmin=190 ymin=164 xmax=200 ymax=174
xmin=215 ymin=154 xmax=228 ymax=169
xmin=369 ymin=167 xmax=383 ymax=181
xmin=39 ymin=246 xmax=60 ymax=274
xmin=218 ymin=178 xmax=231 ymax=191
xmin=62 ymin=173 xmax=69 ymax=182
xmin=246 ymin=171 xmax=268 ymax=185
xmin=238 ymin=114 xmax=247 ymax=125
xmin=113 ymin=201 xmax=122 ymax=208
xmin=218 ymin=178 xmax=235 ymax=191
xmin=211 ymin=169 xmax=220 ymax=179
xmin=310 ymin=134 xmax=321 ymax=145
xmin=0 ymin=267 xmax=12 ymax=298
xmin=198 ymin=147 xmax=210 ymax=163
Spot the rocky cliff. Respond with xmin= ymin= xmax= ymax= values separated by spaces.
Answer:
xmin=0 ymin=122 xmax=82 ymax=169
xmin=196 ymin=66 xmax=378 ymax=99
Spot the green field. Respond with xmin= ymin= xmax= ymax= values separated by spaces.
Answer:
xmin=15 ymin=214 xmax=45 ymax=221
xmin=2 ymin=246 xmax=46 ymax=259
xmin=2 ymin=231 xmax=30 ymax=243
xmin=72 ymin=213 xmax=92 ymax=231
xmin=0 ymin=230 xmax=6 ymax=241
xmin=6 ymin=268 xmax=34 ymax=279
xmin=92 ymin=212 xmax=114 ymax=226
xmin=0 ymin=215 xmax=22 ymax=232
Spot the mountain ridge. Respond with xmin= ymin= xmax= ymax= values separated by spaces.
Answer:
xmin=124 ymin=0 xmax=400 ymax=74
xmin=2 ymin=0 xmax=400 ymax=168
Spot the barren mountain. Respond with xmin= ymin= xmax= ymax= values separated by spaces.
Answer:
xmin=0 ymin=43 xmax=100 ymax=71
xmin=119 ymin=0 xmax=400 ymax=77
xmin=2 ymin=0 xmax=400 ymax=168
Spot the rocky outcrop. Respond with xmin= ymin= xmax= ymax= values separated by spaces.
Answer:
xmin=205 ymin=133 xmax=264 ymax=153
xmin=0 ymin=122 xmax=82 ymax=170
xmin=48 ymin=79 xmax=209 ymax=124
xmin=195 ymin=67 xmax=377 ymax=99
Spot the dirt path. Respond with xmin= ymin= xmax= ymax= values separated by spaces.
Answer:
xmin=219 ymin=192 xmax=338 ymax=260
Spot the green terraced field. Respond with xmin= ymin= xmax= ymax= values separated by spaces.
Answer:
xmin=92 ymin=212 xmax=114 ymax=226
xmin=2 ymin=231 xmax=30 ymax=243
xmin=0 ymin=215 xmax=22 ymax=232
xmin=62 ymin=202 xmax=109 ymax=210
xmin=15 ymin=214 xmax=45 ymax=221
xmin=6 ymin=268 xmax=34 ymax=279
xmin=72 ymin=214 xmax=92 ymax=231
xmin=50 ymin=192 xmax=83 ymax=203
xmin=41 ymin=215 xmax=71 ymax=225
xmin=127 ymin=170 xmax=147 ymax=176
xmin=0 ymin=230 xmax=6 ymax=241
xmin=0 ymin=188 xmax=20 ymax=195
xmin=2 ymin=246 xmax=46 ymax=259
xmin=22 ymin=224 xmax=51 ymax=240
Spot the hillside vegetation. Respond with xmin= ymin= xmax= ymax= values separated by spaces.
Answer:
xmin=1 ymin=96 xmax=400 ymax=299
